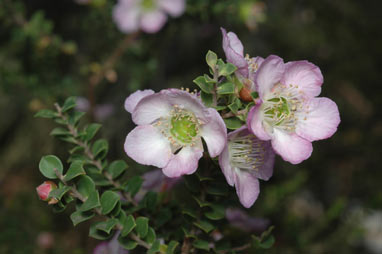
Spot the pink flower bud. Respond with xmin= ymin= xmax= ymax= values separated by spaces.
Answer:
xmin=36 ymin=181 xmax=58 ymax=204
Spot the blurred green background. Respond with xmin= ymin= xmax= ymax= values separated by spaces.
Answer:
xmin=0 ymin=0 xmax=381 ymax=253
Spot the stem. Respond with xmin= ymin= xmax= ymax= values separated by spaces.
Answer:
xmin=130 ymin=233 xmax=151 ymax=249
xmin=55 ymin=103 xmax=138 ymax=206
xmin=87 ymin=32 xmax=140 ymax=119
xmin=212 ymin=66 xmax=219 ymax=106
xmin=222 ymin=109 xmax=247 ymax=119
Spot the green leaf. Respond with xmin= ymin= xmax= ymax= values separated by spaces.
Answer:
xmin=201 ymin=91 xmax=213 ymax=107
xmin=142 ymin=191 xmax=157 ymax=210
xmin=228 ymin=98 xmax=242 ymax=114
xmin=77 ymin=175 xmax=96 ymax=198
xmin=217 ymin=82 xmax=235 ymax=94
xmin=39 ymin=155 xmax=63 ymax=179
xmin=68 ymin=111 xmax=86 ymax=126
xmin=252 ymin=226 xmax=276 ymax=249
xmin=192 ymin=196 xmax=212 ymax=208
xmin=193 ymin=240 xmax=210 ymax=251
xmin=62 ymin=97 xmax=77 ymax=112
xmin=145 ymin=227 xmax=156 ymax=244
xmin=182 ymin=207 xmax=198 ymax=219
xmin=49 ymin=186 xmax=71 ymax=200
xmin=100 ymin=190 xmax=120 ymax=215
xmin=147 ymin=240 xmax=160 ymax=254
xmin=223 ymin=117 xmax=244 ymax=130
xmin=156 ymin=208 xmax=172 ymax=227
xmin=219 ymin=62 xmax=237 ymax=76
xmin=84 ymin=123 xmax=102 ymax=141
xmin=166 ymin=241 xmax=179 ymax=254
xmin=126 ymin=176 xmax=143 ymax=197
xmin=50 ymin=127 xmax=71 ymax=137
xmin=206 ymin=50 xmax=218 ymax=69
xmin=34 ymin=109 xmax=56 ymax=118
xmin=64 ymin=161 xmax=85 ymax=181
xmin=92 ymin=139 xmax=109 ymax=159
xmin=205 ymin=182 xmax=229 ymax=196
xmin=204 ymin=74 xmax=216 ymax=84
xmin=107 ymin=160 xmax=128 ymax=179
xmin=193 ymin=220 xmax=214 ymax=233
xmin=70 ymin=210 xmax=95 ymax=226
xmin=95 ymin=219 xmax=118 ymax=234
xmin=193 ymin=76 xmax=214 ymax=94
xmin=204 ymin=205 xmax=225 ymax=220
xmin=118 ymin=235 xmax=138 ymax=250
xmin=136 ymin=217 xmax=149 ymax=238
xmin=79 ymin=190 xmax=100 ymax=211
xmin=121 ymin=215 xmax=136 ymax=237
xmin=89 ymin=221 xmax=112 ymax=240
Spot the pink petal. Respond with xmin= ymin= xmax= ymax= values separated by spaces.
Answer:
xmin=247 ymin=104 xmax=271 ymax=141
xmin=248 ymin=56 xmax=264 ymax=82
xmin=254 ymin=55 xmax=285 ymax=98
xmin=140 ymin=10 xmax=168 ymax=33
xmin=271 ymin=129 xmax=313 ymax=164
xmin=112 ymin=2 xmax=140 ymax=34
xmin=161 ymin=89 xmax=209 ymax=122
xmin=124 ymin=125 xmax=172 ymax=168
xmin=296 ymin=97 xmax=340 ymax=141
xmin=221 ymin=28 xmax=248 ymax=78
xmin=158 ymin=0 xmax=185 ymax=17
xmin=250 ymin=139 xmax=275 ymax=181
xmin=200 ymin=108 xmax=227 ymax=157
xmin=124 ymin=89 xmax=155 ymax=114
xmin=218 ymin=143 xmax=235 ymax=186
xmin=234 ymin=170 xmax=260 ymax=208
xmin=132 ymin=92 xmax=173 ymax=125
xmin=281 ymin=61 xmax=323 ymax=98
xmin=36 ymin=183 xmax=51 ymax=200
xmin=162 ymin=145 xmax=203 ymax=177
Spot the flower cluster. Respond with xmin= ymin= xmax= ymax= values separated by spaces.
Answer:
xmin=122 ymin=28 xmax=340 ymax=208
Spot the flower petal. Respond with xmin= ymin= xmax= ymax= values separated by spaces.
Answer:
xmin=281 ymin=61 xmax=323 ymax=98
xmin=124 ymin=89 xmax=155 ymax=114
xmin=221 ymin=28 xmax=248 ymax=78
xmin=255 ymin=55 xmax=285 ymax=98
xmin=124 ymin=125 xmax=172 ymax=168
xmin=112 ymin=1 xmax=140 ymax=34
xmin=271 ymin=129 xmax=313 ymax=164
xmin=140 ymin=10 xmax=167 ymax=33
xmin=132 ymin=92 xmax=173 ymax=125
xmin=200 ymin=108 xmax=227 ymax=157
xmin=158 ymin=0 xmax=185 ymax=17
xmin=162 ymin=145 xmax=203 ymax=178
xmin=247 ymin=104 xmax=272 ymax=141
xmin=248 ymin=56 xmax=264 ymax=82
xmin=251 ymin=139 xmax=275 ymax=181
xmin=218 ymin=143 xmax=235 ymax=186
xmin=234 ymin=170 xmax=260 ymax=208
xmin=161 ymin=89 xmax=210 ymax=122
xmin=296 ymin=97 xmax=340 ymax=141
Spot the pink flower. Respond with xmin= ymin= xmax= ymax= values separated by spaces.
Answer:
xmin=112 ymin=0 xmax=185 ymax=34
xmin=36 ymin=181 xmax=58 ymax=204
xmin=247 ymin=55 xmax=340 ymax=164
xmin=221 ymin=28 xmax=264 ymax=84
xmin=124 ymin=89 xmax=227 ymax=178
xmin=218 ymin=127 xmax=275 ymax=208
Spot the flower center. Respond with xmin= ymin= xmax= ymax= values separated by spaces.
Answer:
xmin=153 ymin=105 xmax=201 ymax=151
xmin=229 ymin=134 xmax=266 ymax=171
xmin=262 ymin=83 xmax=307 ymax=132
xmin=170 ymin=113 xmax=198 ymax=144
xmin=141 ymin=0 xmax=155 ymax=10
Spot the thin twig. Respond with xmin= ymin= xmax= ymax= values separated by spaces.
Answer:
xmin=87 ymin=31 xmax=140 ymax=118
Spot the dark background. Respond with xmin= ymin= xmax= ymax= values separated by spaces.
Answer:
xmin=0 ymin=0 xmax=381 ymax=253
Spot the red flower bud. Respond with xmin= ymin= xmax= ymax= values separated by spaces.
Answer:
xmin=36 ymin=181 xmax=58 ymax=204
xmin=239 ymin=86 xmax=253 ymax=102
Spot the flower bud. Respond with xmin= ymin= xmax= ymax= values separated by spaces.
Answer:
xmin=239 ymin=86 xmax=253 ymax=102
xmin=36 ymin=181 xmax=58 ymax=204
